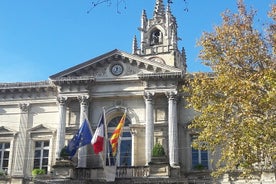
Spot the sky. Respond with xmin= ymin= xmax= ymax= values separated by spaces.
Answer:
xmin=0 ymin=0 xmax=274 ymax=82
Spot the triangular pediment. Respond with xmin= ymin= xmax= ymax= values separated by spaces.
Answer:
xmin=0 ymin=126 xmax=17 ymax=136
xmin=28 ymin=124 xmax=54 ymax=134
xmin=49 ymin=49 xmax=182 ymax=80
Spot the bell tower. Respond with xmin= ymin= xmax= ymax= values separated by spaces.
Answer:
xmin=132 ymin=0 xmax=186 ymax=72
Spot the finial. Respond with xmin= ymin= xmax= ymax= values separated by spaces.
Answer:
xmin=154 ymin=0 xmax=165 ymax=18
xmin=132 ymin=35 xmax=138 ymax=54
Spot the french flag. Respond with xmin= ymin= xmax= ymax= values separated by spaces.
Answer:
xmin=92 ymin=114 xmax=105 ymax=154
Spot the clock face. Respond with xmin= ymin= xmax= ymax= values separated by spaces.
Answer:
xmin=111 ymin=64 xmax=123 ymax=76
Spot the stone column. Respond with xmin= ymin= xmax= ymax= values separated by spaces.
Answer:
xmin=77 ymin=95 xmax=89 ymax=168
xmin=144 ymin=92 xmax=154 ymax=165
xmin=167 ymin=91 xmax=179 ymax=167
xmin=55 ymin=96 xmax=67 ymax=159
xmin=13 ymin=103 xmax=30 ymax=177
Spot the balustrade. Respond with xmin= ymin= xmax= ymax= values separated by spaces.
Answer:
xmin=74 ymin=166 xmax=149 ymax=179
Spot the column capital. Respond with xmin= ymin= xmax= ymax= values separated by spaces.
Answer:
xmin=18 ymin=103 xmax=30 ymax=112
xmin=166 ymin=91 xmax=178 ymax=101
xmin=130 ymin=127 xmax=137 ymax=135
xmin=78 ymin=95 xmax=89 ymax=106
xmin=57 ymin=96 xmax=67 ymax=105
xmin=144 ymin=92 xmax=154 ymax=101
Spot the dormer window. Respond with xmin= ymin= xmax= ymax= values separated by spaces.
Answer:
xmin=150 ymin=29 xmax=162 ymax=45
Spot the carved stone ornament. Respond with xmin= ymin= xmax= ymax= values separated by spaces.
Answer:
xmin=57 ymin=96 xmax=67 ymax=106
xmin=144 ymin=92 xmax=154 ymax=101
xmin=78 ymin=96 xmax=89 ymax=106
xmin=166 ymin=91 xmax=178 ymax=101
xmin=19 ymin=103 xmax=30 ymax=112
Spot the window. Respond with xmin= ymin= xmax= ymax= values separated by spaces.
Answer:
xmin=150 ymin=29 xmax=162 ymax=45
xmin=0 ymin=142 xmax=10 ymax=171
xmin=107 ymin=116 xmax=132 ymax=166
xmin=191 ymin=137 xmax=208 ymax=169
xmin=33 ymin=141 xmax=49 ymax=173
xmin=119 ymin=132 xmax=132 ymax=166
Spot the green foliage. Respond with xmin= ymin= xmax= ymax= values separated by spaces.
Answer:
xmin=194 ymin=164 xmax=205 ymax=170
xmin=32 ymin=169 xmax=46 ymax=177
xmin=185 ymin=0 xmax=276 ymax=178
xmin=152 ymin=143 xmax=165 ymax=157
xmin=0 ymin=170 xmax=6 ymax=176
xmin=60 ymin=146 xmax=70 ymax=160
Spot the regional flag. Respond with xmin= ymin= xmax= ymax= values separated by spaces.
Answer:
xmin=110 ymin=112 xmax=126 ymax=156
xmin=92 ymin=114 xmax=105 ymax=154
xmin=66 ymin=119 xmax=93 ymax=158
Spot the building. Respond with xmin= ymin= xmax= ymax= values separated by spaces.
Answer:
xmin=0 ymin=0 xmax=274 ymax=183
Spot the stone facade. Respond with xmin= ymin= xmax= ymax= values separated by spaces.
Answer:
xmin=0 ymin=1 xmax=274 ymax=183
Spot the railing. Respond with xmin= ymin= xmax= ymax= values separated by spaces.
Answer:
xmin=116 ymin=166 xmax=149 ymax=178
xmin=74 ymin=166 xmax=149 ymax=180
xmin=75 ymin=168 xmax=94 ymax=180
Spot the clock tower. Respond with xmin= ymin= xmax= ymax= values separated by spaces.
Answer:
xmin=132 ymin=0 xmax=186 ymax=73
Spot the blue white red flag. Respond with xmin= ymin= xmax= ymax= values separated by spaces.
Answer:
xmin=92 ymin=114 xmax=105 ymax=154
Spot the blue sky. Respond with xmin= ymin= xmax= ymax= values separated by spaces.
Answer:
xmin=0 ymin=0 xmax=274 ymax=82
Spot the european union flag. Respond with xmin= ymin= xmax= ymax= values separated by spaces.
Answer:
xmin=66 ymin=119 xmax=92 ymax=158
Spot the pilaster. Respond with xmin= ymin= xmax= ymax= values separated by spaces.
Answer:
xmin=12 ymin=103 xmax=30 ymax=177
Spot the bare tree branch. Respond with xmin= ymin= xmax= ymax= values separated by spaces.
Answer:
xmin=87 ymin=0 xmax=189 ymax=14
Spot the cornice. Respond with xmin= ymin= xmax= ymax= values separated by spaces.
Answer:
xmin=50 ymin=76 xmax=95 ymax=85
xmin=0 ymin=81 xmax=52 ymax=90
xmin=138 ymin=71 xmax=183 ymax=80
xmin=0 ymin=81 xmax=57 ymax=100
xmin=185 ymin=72 xmax=215 ymax=79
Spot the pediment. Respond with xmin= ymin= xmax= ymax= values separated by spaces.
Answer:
xmin=28 ymin=124 xmax=54 ymax=134
xmin=49 ymin=49 xmax=182 ymax=80
xmin=0 ymin=126 xmax=17 ymax=136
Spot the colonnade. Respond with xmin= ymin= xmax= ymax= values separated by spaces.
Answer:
xmin=144 ymin=91 xmax=179 ymax=167
xmin=55 ymin=95 xmax=89 ymax=168
xmin=55 ymin=91 xmax=179 ymax=168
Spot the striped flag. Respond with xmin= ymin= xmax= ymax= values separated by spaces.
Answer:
xmin=91 ymin=114 xmax=105 ymax=154
xmin=109 ymin=112 xmax=126 ymax=156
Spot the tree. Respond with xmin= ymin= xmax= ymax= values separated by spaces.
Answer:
xmin=185 ymin=0 xmax=275 ymax=178
xmin=87 ymin=0 xmax=189 ymax=14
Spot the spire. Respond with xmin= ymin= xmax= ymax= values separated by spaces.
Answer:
xmin=153 ymin=0 xmax=165 ymax=19
xmin=165 ymin=2 xmax=172 ymax=25
xmin=181 ymin=47 xmax=187 ymax=73
xmin=166 ymin=1 xmax=176 ymax=25
xmin=142 ymin=9 xmax=147 ymax=19
xmin=141 ymin=9 xmax=147 ymax=30
xmin=132 ymin=35 xmax=138 ymax=54
xmin=166 ymin=1 xmax=172 ymax=14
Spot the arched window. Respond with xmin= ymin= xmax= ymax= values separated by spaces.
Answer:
xmin=106 ymin=116 xmax=132 ymax=166
xmin=150 ymin=29 xmax=162 ymax=45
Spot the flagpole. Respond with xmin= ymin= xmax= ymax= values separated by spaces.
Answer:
xmin=114 ymin=108 xmax=127 ymax=166
xmin=96 ymin=108 xmax=105 ymax=166
xmin=83 ymin=113 xmax=94 ymax=162
xmin=84 ymin=113 xmax=94 ymax=135
xmin=103 ymin=107 xmax=111 ymax=166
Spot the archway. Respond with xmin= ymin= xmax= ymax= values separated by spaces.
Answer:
xmin=106 ymin=114 xmax=132 ymax=166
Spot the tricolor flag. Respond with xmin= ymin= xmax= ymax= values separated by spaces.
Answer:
xmin=92 ymin=114 xmax=105 ymax=154
xmin=110 ymin=112 xmax=126 ymax=156
xmin=66 ymin=119 xmax=93 ymax=158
